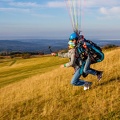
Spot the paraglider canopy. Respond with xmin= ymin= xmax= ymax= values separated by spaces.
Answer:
xmin=64 ymin=0 xmax=84 ymax=35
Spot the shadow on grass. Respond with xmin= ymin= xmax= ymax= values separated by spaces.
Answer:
xmin=92 ymin=76 xmax=120 ymax=89
xmin=100 ymin=76 xmax=120 ymax=86
xmin=9 ymin=60 xmax=16 ymax=66
xmin=91 ymin=76 xmax=120 ymax=90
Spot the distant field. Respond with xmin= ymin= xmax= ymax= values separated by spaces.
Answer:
xmin=0 ymin=48 xmax=120 ymax=120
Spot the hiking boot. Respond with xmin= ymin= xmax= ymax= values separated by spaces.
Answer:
xmin=84 ymin=82 xmax=92 ymax=90
xmin=82 ymin=72 xmax=88 ymax=78
xmin=97 ymin=71 xmax=103 ymax=81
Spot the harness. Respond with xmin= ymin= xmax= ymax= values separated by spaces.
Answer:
xmin=75 ymin=39 xmax=104 ymax=64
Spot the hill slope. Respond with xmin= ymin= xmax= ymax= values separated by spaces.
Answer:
xmin=0 ymin=48 xmax=120 ymax=120
xmin=0 ymin=55 xmax=68 ymax=88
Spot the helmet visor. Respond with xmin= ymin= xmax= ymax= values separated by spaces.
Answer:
xmin=68 ymin=41 xmax=75 ymax=48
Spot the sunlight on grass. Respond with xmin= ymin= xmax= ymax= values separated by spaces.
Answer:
xmin=0 ymin=48 xmax=120 ymax=120
xmin=0 ymin=56 xmax=68 ymax=88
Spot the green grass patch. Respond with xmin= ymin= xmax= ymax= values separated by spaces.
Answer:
xmin=0 ymin=56 xmax=68 ymax=88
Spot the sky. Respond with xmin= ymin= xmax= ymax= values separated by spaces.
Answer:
xmin=0 ymin=0 xmax=120 ymax=40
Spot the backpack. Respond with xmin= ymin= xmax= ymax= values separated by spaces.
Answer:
xmin=75 ymin=39 xmax=104 ymax=64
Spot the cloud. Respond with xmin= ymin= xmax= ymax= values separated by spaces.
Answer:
xmin=0 ymin=0 xmax=13 ymax=2
xmin=46 ymin=1 xmax=65 ymax=8
xmin=0 ymin=7 xmax=30 ymax=13
xmin=82 ymin=0 xmax=120 ymax=19
xmin=85 ymin=0 xmax=120 ymax=8
xmin=0 ymin=1 xmax=66 ymax=17
xmin=1 ymin=0 xmax=120 ymax=18
xmin=1 ymin=0 xmax=120 ymax=9
xmin=9 ymin=2 xmax=41 ymax=7
xmin=4 ymin=1 xmax=65 ymax=8
xmin=99 ymin=8 xmax=108 ymax=15
xmin=100 ymin=7 xmax=120 ymax=15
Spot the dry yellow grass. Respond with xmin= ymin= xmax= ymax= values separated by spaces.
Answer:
xmin=0 ymin=48 xmax=120 ymax=120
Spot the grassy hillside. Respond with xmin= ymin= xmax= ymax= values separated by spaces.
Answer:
xmin=0 ymin=55 xmax=68 ymax=88
xmin=0 ymin=48 xmax=120 ymax=120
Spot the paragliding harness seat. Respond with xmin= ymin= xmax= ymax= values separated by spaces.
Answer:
xmin=74 ymin=38 xmax=104 ymax=77
xmin=75 ymin=39 xmax=104 ymax=65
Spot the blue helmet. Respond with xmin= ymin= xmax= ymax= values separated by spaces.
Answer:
xmin=69 ymin=32 xmax=78 ymax=40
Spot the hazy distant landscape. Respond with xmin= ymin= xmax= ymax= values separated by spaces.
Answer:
xmin=0 ymin=39 xmax=68 ymax=54
xmin=0 ymin=39 xmax=120 ymax=54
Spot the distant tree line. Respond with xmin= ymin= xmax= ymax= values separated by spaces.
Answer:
xmin=102 ymin=44 xmax=119 ymax=49
xmin=0 ymin=51 xmax=44 ymax=59
xmin=0 ymin=44 xmax=119 ymax=59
